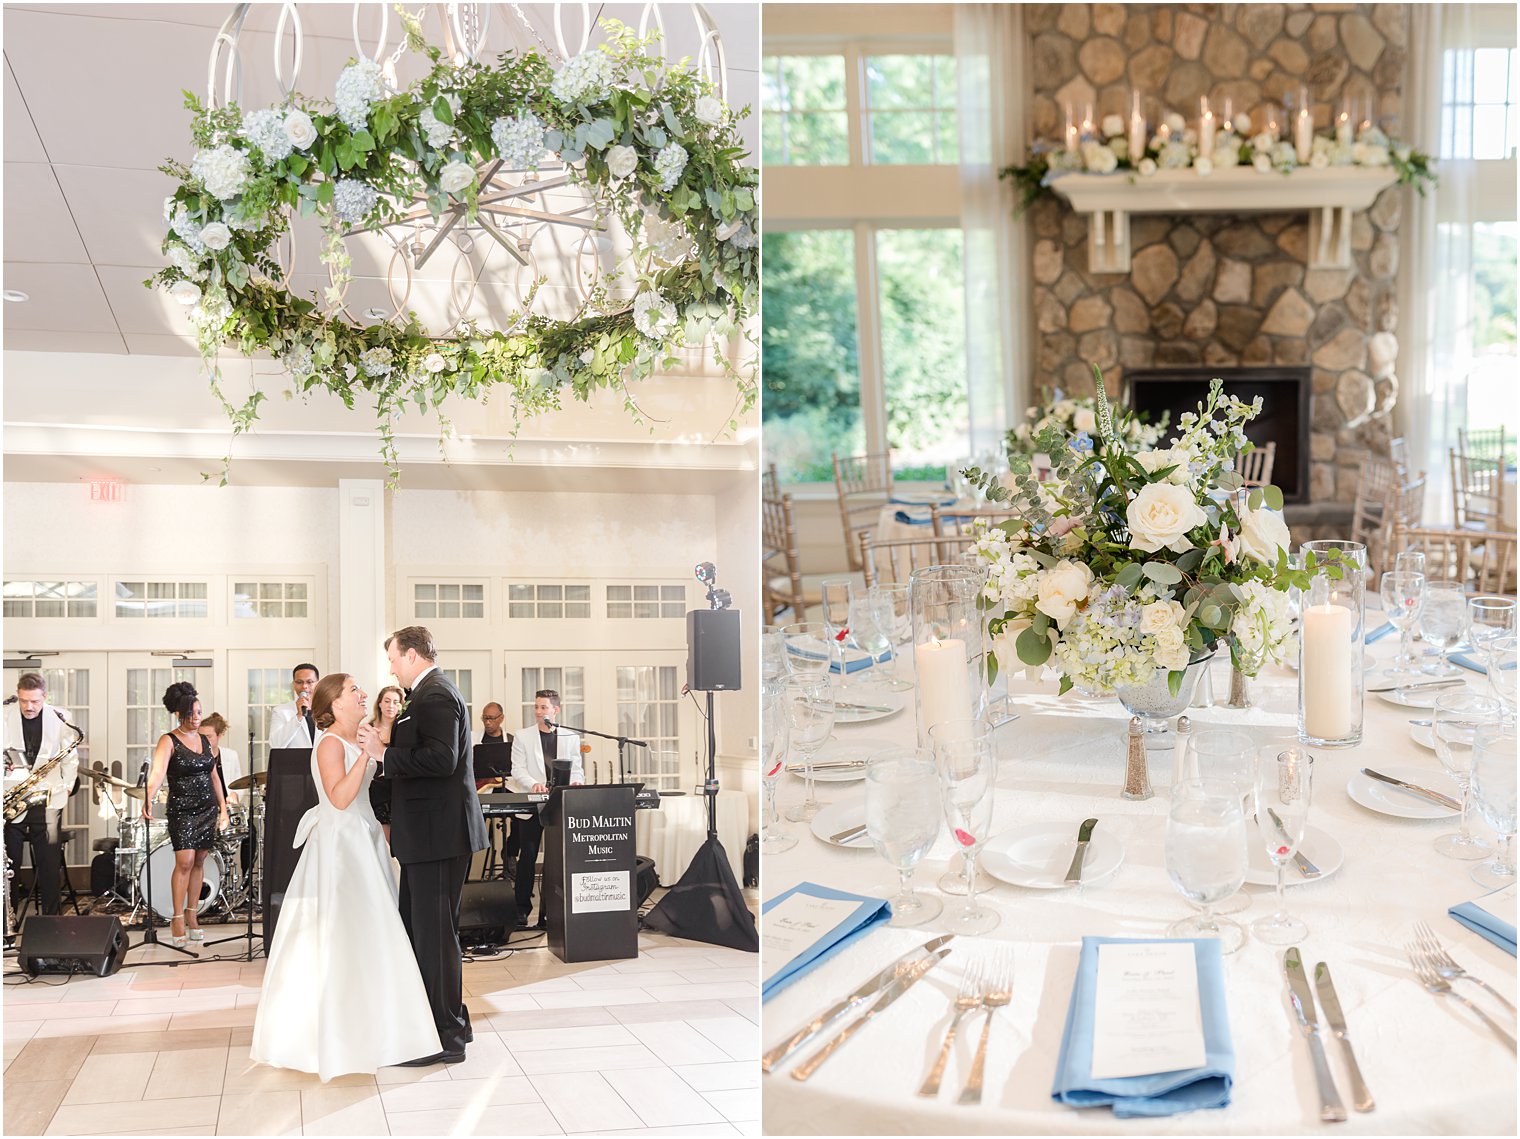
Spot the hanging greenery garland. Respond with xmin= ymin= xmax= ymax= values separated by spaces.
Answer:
xmin=149 ymin=15 xmax=758 ymax=482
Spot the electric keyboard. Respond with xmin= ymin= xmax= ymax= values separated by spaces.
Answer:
xmin=478 ymin=788 xmax=661 ymax=816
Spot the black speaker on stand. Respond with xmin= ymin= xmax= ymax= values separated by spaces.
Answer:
xmin=17 ymin=914 xmax=128 ymax=977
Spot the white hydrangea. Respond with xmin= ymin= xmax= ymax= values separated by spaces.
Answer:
xmin=419 ymin=95 xmax=461 ymax=150
xmin=1158 ymin=139 xmax=1192 ymax=169
xmin=724 ymin=220 xmax=756 ymax=250
xmin=332 ymin=178 xmax=378 ymax=224
xmin=491 ymin=112 xmax=547 ymax=170
xmin=190 ymin=284 xmax=232 ymax=329
xmin=654 ymin=142 xmax=688 ymax=190
xmin=1212 ymin=139 xmax=1241 ymax=168
xmin=191 ymin=144 xmax=251 ymax=200
xmin=1080 ymin=141 xmax=1118 ymax=174
xmin=551 ymin=50 xmax=616 ymax=104
xmin=335 ymin=58 xmax=384 ymax=132
xmin=242 ymin=108 xmax=294 ymax=162
xmin=198 ymin=222 xmax=232 ymax=251
xmin=283 ymin=342 xmax=314 ymax=378
xmin=170 ymin=205 xmax=208 ymax=254
xmin=642 ymin=212 xmax=694 ymax=265
xmin=438 ymin=161 xmax=475 ymax=195
xmin=166 ymin=242 xmax=207 ymax=280
xmin=1138 ymin=157 xmax=1158 ymax=177
xmin=163 ymin=195 xmax=177 ymax=223
xmin=632 ymin=290 xmax=677 ymax=339
xmin=1252 ymin=151 xmax=1274 ymax=173
xmin=1194 ymin=156 xmax=1214 ymax=177
xmin=359 ymin=346 xmax=393 ymax=377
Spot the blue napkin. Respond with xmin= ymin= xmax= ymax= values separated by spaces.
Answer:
xmin=786 ymin=642 xmax=894 ymax=674
xmin=890 ymin=492 xmax=955 ymax=507
xmin=1365 ymin=621 xmax=1397 ymax=644
xmin=1052 ymin=937 xmax=1235 ymax=1118
xmin=1450 ymin=652 xmax=1488 ymax=674
xmin=761 ymin=883 xmax=890 ymax=1001
xmin=1449 ymin=887 xmax=1517 ymax=957
xmin=892 ymin=509 xmax=935 ymax=526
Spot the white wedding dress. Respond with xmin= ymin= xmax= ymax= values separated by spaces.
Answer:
xmin=250 ymin=730 xmax=441 ymax=1080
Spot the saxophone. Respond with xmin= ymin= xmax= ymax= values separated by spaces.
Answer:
xmin=4 ymin=712 xmax=84 ymax=823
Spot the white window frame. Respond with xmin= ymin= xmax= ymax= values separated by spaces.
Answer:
xmin=3 ymin=579 xmax=100 ymax=620
xmin=231 ymin=578 xmax=314 ymax=620
xmin=410 ymin=578 xmax=488 ymax=621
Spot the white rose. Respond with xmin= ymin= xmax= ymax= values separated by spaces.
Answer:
xmin=1232 ymin=108 xmax=1252 ymax=133
xmin=439 ymin=161 xmax=475 ymax=195
xmin=1152 ymin=623 xmax=1192 ymax=671
xmin=169 ymin=280 xmax=202 ymax=306
xmin=1126 ymin=482 xmax=1207 ymax=554
xmin=1253 ymin=152 xmax=1274 ymax=173
xmin=1102 ymin=113 xmax=1125 ymax=138
xmin=1310 ymin=151 xmax=1330 ymax=170
xmin=1135 ymin=447 xmax=1191 ymax=485
xmin=1194 ymin=156 xmax=1214 ymax=176
xmin=1082 ymin=141 xmax=1118 ymax=174
xmin=283 ymin=109 xmax=317 ymax=150
xmin=1034 ymin=559 xmax=1093 ymax=629
xmin=1073 ymin=407 xmax=1097 ymax=434
xmin=694 ymin=95 xmax=724 ymax=126
xmin=1165 ymin=111 xmax=1186 ymax=134
xmin=1237 ymin=506 xmax=1291 ymax=565
xmin=199 ymin=222 xmax=232 ymax=251
xmin=424 ymin=352 xmax=448 ymax=373
xmin=1140 ymin=600 xmax=1184 ymax=636
xmin=1138 ymin=157 xmax=1158 ymax=176
xmin=605 ymin=144 xmax=638 ymax=180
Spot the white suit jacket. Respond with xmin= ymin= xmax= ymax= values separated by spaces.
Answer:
xmin=2 ymin=703 xmax=78 ymax=811
xmin=507 ymin=726 xmax=583 ymax=792
xmin=268 ymin=702 xmax=315 ymax=750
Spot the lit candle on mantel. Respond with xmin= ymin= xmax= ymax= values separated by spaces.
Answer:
xmin=1336 ymin=100 xmax=1353 ymax=145
xmin=1128 ymin=90 xmax=1146 ymax=160
xmin=1302 ymin=597 xmax=1353 ymax=740
xmin=1294 ymin=87 xmax=1314 ymax=163
xmin=1198 ymin=95 xmax=1216 ymax=159
xmin=915 ymin=636 xmax=970 ymax=744
xmin=1064 ymin=103 xmax=1079 ymax=154
xmin=1081 ymin=102 xmax=1095 ymax=140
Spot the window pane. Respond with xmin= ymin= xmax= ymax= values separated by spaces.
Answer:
xmin=662 ymin=602 xmax=685 ymax=618
xmin=539 ymin=602 xmax=563 ymax=619
xmin=508 ymin=584 xmax=534 ymax=601
xmin=607 ymin=585 xmax=631 ymax=601
xmin=635 ymin=601 xmax=660 ymax=619
xmin=538 ymin=585 xmax=562 ymax=601
xmin=1471 ymin=222 xmax=1518 ymax=356
xmin=870 ymin=110 xmax=934 ymax=164
xmin=566 ymin=603 xmax=590 ymax=619
xmin=509 ymin=602 xmax=534 ymax=618
xmin=416 ymin=602 xmax=436 ymax=618
xmin=1474 ymin=105 xmax=1510 ymax=160
xmin=634 ymin=585 xmax=659 ymax=601
xmin=440 ymin=583 xmax=460 ymax=602
xmin=1475 ymin=47 xmax=1510 ymax=104
xmin=867 ymin=55 xmax=933 ymax=109
xmin=415 ymin=584 xmax=436 ymax=601
xmin=34 ymin=598 xmax=64 ymax=618
xmin=462 ymin=601 xmax=483 ymax=618
xmin=463 ymin=583 xmax=484 ymax=601
xmin=607 ymin=602 xmax=631 ymax=618
xmin=784 ymin=55 xmax=847 ymax=110
xmin=786 ymin=111 xmax=849 ymax=165
xmin=565 ymin=585 xmax=590 ymax=602
xmin=761 ymin=229 xmax=863 ymax=483
xmin=661 ymin=586 xmax=684 ymax=601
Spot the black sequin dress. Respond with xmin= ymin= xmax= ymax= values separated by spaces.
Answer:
xmin=166 ymin=733 xmax=218 ymax=851
xmin=368 ymin=723 xmax=393 ymax=825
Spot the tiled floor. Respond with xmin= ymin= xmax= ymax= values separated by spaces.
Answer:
xmin=4 ymin=928 xmax=759 ymax=1136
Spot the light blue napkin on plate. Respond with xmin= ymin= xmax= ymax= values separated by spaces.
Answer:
xmin=890 ymin=493 xmax=955 ymax=507
xmin=1366 ymin=621 xmax=1397 ymax=644
xmin=1449 ymin=886 xmax=1517 ymax=956
xmin=761 ymin=883 xmax=890 ymax=1001
xmin=1051 ymin=937 xmax=1235 ymax=1118
xmin=1449 ymin=652 xmax=1488 ymax=674
xmin=892 ymin=509 xmax=935 ymax=526
xmin=786 ymin=642 xmax=894 ymax=674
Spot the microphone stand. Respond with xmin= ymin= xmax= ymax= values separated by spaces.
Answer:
xmin=548 ymin=723 xmax=648 ymax=785
xmin=126 ymin=761 xmax=197 ymax=966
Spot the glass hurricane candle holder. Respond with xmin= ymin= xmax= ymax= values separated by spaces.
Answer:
xmin=909 ymin=565 xmax=986 ymax=749
xmin=1298 ymin=540 xmax=1367 ymax=748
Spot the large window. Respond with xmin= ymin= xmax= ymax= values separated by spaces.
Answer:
xmin=866 ymin=54 xmax=958 ymax=165
xmin=1442 ymin=46 xmax=1519 ymax=159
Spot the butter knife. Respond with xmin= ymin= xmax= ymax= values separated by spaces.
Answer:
xmin=1365 ymin=677 xmax=1466 ymax=694
xmin=790 ymin=948 xmax=950 ymax=1081
xmin=761 ymin=934 xmax=953 ymax=1073
xmin=830 ymin=823 xmax=869 ymax=845
xmin=1361 ymin=768 xmax=1462 ymax=811
xmin=1284 ymin=947 xmax=1348 ymax=1123
xmin=1064 ymin=818 xmax=1098 ymax=882
xmin=1314 ymin=961 xmax=1374 ymax=1113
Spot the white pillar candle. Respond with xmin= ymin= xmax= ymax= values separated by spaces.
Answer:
xmin=1198 ymin=96 xmax=1215 ymax=159
xmin=1336 ymin=107 xmax=1352 ymax=145
xmin=1081 ymin=103 xmax=1095 ymax=141
xmin=1295 ymin=86 xmax=1314 ymax=163
xmin=916 ymin=637 xmax=970 ymax=741
xmin=1128 ymin=90 xmax=1146 ymax=160
xmin=1302 ymin=603 xmax=1353 ymax=739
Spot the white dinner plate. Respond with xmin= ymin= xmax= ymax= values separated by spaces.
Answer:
xmin=1376 ymin=683 xmax=1469 ymax=709
xmin=789 ymin=737 xmax=900 ymax=783
xmin=808 ymin=800 xmax=873 ymax=850
xmin=1346 ymin=765 xmax=1460 ymax=819
xmin=1410 ymin=724 xmax=1436 ymax=751
xmin=833 ymin=700 xmax=905 ymax=724
xmin=981 ymin=822 xmax=1125 ymax=889
xmin=1243 ymin=824 xmax=1343 ymax=886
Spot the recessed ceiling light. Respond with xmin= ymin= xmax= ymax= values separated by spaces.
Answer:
xmin=3 ymin=290 xmax=29 ymax=302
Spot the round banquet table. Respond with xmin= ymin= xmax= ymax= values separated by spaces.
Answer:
xmin=636 ymin=787 xmax=748 ymax=887
xmin=761 ymin=643 xmax=1517 ymax=1135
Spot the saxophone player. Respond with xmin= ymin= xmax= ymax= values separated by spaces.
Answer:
xmin=3 ymin=673 xmax=78 ymax=917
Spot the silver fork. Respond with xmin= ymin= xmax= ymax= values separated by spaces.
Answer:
xmin=1413 ymin=921 xmax=1517 ymax=1013
xmin=958 ymin=951 xmax=1014 ymax=1105
xmin=1407 ymin=946 xmax=1517 ymax=1052
xmin=918 ymin=961 xmax=982 ymax=1096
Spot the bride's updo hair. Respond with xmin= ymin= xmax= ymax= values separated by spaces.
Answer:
xmin=162 ymin=681 xmax=198 ymax=718
xmin=311 ymin=673 xmax=352 ymax=731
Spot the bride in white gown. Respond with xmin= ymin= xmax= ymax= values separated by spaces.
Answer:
xmin=250 ymin=673 xmax=441 ymax=1080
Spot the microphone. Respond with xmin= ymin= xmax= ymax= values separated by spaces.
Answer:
xmin=544 ymin=720 xmax=556 ymax=731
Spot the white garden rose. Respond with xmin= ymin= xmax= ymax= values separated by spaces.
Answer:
xmin=1073 ymin=407 xmax=1097 ymax=434
xmin=1310 ymin=151 xmax=1330 ymax=170
xmin=694 ymin=95 xmax=724 ymax=126
xmin=1034 ymin=559 xmax=1093 ymax=629
xmin=1138 ymin=157 xmax=1158 ymax=177
xmin=1081 ymin=141 xmax=1119 ymax=174
xmin=605 ymin=144 xmax=638 ymax=180
xmin=1152 ymin=622 xmax=1192 ymax=671
xmin=439 ymin=161 xmax=475 ymax=195
xmin=1253 ymin=152 xmax=1274 ymax=173
xmin=1139 ymin=599 xmax=1185 ymax=636
xmin=1134 ymin=446 xmax=1191 ymax=485
xmin=1236 ymin=506 xmax=1291 ymax=565
xmin=283 ymin=109 xmax=317 ymax=149
xmin=1165 ymin=111 xmax=1186 ymax=134
xmin=198 ymin=222 xmax=232 ymax=251
xmin=424 ymin=352 xmax=448 ymax=373
xmin=1126 ymin=482 xmax=1207 ymax=554
xmin=169 ymin=280 xmax=202 ymax=306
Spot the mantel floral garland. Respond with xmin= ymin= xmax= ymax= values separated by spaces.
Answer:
xmin=1001 ymin=110 xmax=1435 ymax=215
xmin=149 ymin=17 xmax=758 ymax=482
xmin=966 ymin=371 xmax=1343 ymax=698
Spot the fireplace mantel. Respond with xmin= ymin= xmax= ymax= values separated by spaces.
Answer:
xmin=1048 ymin=167 xmax=1398 ymax=274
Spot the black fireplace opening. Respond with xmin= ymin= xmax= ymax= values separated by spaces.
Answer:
xmin=1122 ymin=367 xmax=1311 ymax=504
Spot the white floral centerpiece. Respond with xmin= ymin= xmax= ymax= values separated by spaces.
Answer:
xmin=1006 ymin=386 xmax=1168 ymax=460
xmin=969 ymin=373 xmax=1302 ymax=697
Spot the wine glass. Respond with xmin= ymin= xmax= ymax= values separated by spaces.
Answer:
xmin=1487 ymin=635 xmax=1517 ymax=719
xmin=1433 ymin=691 xmax=1502 ymax=860
xmin=782 ymin=621 xmax=832 ymax=682
xmin=1250 ymin=747 xmax=1314 ymax=946
xmin=865 ymin=749 xmax=943 ymax=926
xmin=759 ymin=683 xmax=796 ymax=854
xmin=1468 ymin=596 xmax=1517 ymax=669
xmin=848 ymin=593 xmax=888 ymax=688
xmin=1186 ymin=729 xmax=1257 ymax=914
xmin=761 ymin=625 xmax=787 ymax=684
xmin=782 ymin=677 xmax=835 ymax=823
xmin=1470 ymin=725 xmax=1518 ymax=889
xmin=1379 ymin=571 xmax=1426 ymax=673
xmin=868 ymin=583 xmax=915 ymax=692
xmin=930 ymin=718 xmax=999 ymax=934
xmin=1420 ymin=582 xmax=1468 ymax=677
xmin=1165 ymin=779 xmax=1249 ymax=954
xmin=1395 ymin=550 xmax=1426 ymax=577
xmin=820 ymin=578 xmax=856 ymax=686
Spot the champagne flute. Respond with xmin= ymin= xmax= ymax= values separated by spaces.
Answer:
xmin=759 ymin=683 xmax=796 ymax=854
xmin=1379 ymin=571 xmax=1426 ymax=673
xmin=1433 ymin=692 xmax=1501 ymax=860
xmin=1187 ymin=729 xmax=1256 ymax=914
xmin=1251 ymin=747 xmax=1314 ymax=946
xmin=782 ymin=676 xmax=834 ymax=823
xmin=931 ymin=719 xmax=999 ymax=934
xmin=1165 ymin=779 xmax=1249 ymax=954
xmin=868 ymin=583 xmax=915 ymax=692
xmin=865 ymin=749 xmax=943 ymax=926
xmin=1421 ymin=582 xmax=1468 ymax=677
xmin=781 ymin=621 xmax=832 ymax=682
xmin=1468 ymin=596 xmax=1517 ymax=669
xmin=1470 ymin=725 xmax=1518 ymax=889
xmin=819 ymin=578 xmax=856 ymax=687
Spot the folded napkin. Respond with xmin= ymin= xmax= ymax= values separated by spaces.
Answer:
xmin=1365 ymin=620 xmax=1397 ymax=644
xmin=1449 ymin=884 xmax=1517 ymax=957
xmin=761 ymin=883 xmax=890 ymax=1001
xmin=786 ymin=642 xmax=895 ymax=674
xmin=892 ymin=509 xmax=935 ymax=526
xmin=1449 ymin=652 xmax=1488 ymax=675
xmin=889 ymin=492 xmax=955 ymax=507
xmin=1052 ymin=937 xmax=1235 ymax=1118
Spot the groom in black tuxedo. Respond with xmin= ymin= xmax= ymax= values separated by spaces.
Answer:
xmin=360 ymin=625 xmax=487 ymax=1064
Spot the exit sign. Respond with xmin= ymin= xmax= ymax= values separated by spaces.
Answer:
xmin=89 ymin=478 xmax=123 ymax=502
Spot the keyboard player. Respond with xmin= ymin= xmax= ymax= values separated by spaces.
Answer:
xmin=474 ymin=703 xmax=517 ymax=875
xmin=506 ymin=690 xmax=583 ymax=929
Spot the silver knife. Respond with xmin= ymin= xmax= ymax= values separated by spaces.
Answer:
xmin=835 ymin=701 xmax=895 ymax=713
xmin=1365 ymin=677 xmax=1466 ymax=694
xmin=1314 ymin=961 xmax=1374 ymax=1113
xmin=1361 ymin=768 xmax=1462 ymax=811
xmin=761 ymin=934 xmax=954 ymax=1073
xmin=790 ymin=948 xmax=950 ymax=1081
xmin=788 ymin=760 xmax=867 ymax=771
xmin=1266 ymin=808 xmax=1322 ymax=878
xmin=1064 ymin=818 xmax=1098 ymax=882
xmin=830 ymin=823 xmax=870 ymax=845
xmin=1284 ymin=947 xmax=1348 ymax=1123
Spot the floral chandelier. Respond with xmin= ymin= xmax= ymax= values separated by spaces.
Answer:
xmin=151 ymin=3 xmax=758 ymax=481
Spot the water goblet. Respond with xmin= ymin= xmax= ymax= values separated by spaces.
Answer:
xmin=1186 ymin=729 xmax=1257 ymax=914
xmin=761 ymin=625 xmax=787 ymax=683
xmin=760 ymin=684 xmax=797 ymax=854
xmin=1379 ymin=571 xmax=1426 ymax=673
xmin=848 ymin=593 xmax=889 ymax=689
xmin=1487 ymin=635 xmax=1517 ymax=719
xmin=782 ymin=677 xmax=835 ymax=823
xmin=820 ymin=578 xmax=857 ymax=686
xmin=1250 ymin=747 xmax=1315 ymax=946
xmin=1433 ymin=692 xmax=1502 ymax=860
xmin=1394 ymin=550 xmax=1426 ymax=577
xmin=1468 ymin=596 xmax=1517 ymax=668
xmin=782 ymin=621 xmax=832 ymax=682
xmin=930 ymin=719 xmax=999 ymax=934
xmin=868 ymin=583 xmax=915 ymax=692
xmin=1165 ymin=779 xmax=1249 ymax=954
xmin=1470 ymin=725 xmax=1518 ymax=889
xmin=1420 ymin=582 xmax=1468 ymax=677
xmin=865 ymin=749 xmax=943 ymax=926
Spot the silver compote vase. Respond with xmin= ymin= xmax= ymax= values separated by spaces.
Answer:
xmin=1114 ymin=654 xmax=1215 ymax=750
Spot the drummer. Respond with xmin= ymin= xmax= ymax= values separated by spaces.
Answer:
xmin=200 ymin=713 xmax=253 ymax=878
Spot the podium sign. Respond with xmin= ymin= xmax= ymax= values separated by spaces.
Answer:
xmin=542 ymin=785 xmax=639 ymax=962
xmin=261 ymin=747 xmax=318 ymax=946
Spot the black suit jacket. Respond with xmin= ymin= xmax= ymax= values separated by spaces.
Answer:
xmin=383 ymin=670 xmax=489 ymax=864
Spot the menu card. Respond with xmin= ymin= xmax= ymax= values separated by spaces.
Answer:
xmin=1089 ymin=942 xmax=1208 ymax=1079
xmin=761 ymin=882 xmax=890 ymax=1000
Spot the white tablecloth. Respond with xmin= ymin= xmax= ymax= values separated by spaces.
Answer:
xmin=762 ymin=647 xmax=1517 ymax=1135
xmin=636 ymin=788 xmax=748 ymax=887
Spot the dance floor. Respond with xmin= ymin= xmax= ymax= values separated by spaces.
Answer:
xmin=3 ymin=925 xmax=760 ymax=1136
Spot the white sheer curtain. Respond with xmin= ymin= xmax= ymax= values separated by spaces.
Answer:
xmin=955 ymin=5 xmax=1026 ymax=457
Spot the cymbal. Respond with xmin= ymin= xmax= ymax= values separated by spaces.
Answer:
xmin=122 ymin=786 xmax=145 ymax=800
xmin=79 ymin=767 xmax=137 ymax=791
xmin=229 ymin=771 xmax=267 ymax=791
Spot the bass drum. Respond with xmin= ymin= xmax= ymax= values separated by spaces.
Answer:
xmin=138 ymin=838 xmax=223 ymax=920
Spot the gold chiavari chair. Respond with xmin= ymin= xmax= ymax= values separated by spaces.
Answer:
xmin=1394 ymin=524 xmax=1517 ymax=596
xmin=1451 ymin=448 xmax=1504 ymax=531
xmin=860 ymin=532 xmax=978 ymax=589
xmin=833 ymin=450 xmax=894 ymax=572
xmin=929 ymin=503 xmax=1026 ymax=538
xmin=762 ymin=483 xmax=805 ymax=624
xmin=1236 ymin=441 xmax=1277 ymax=488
